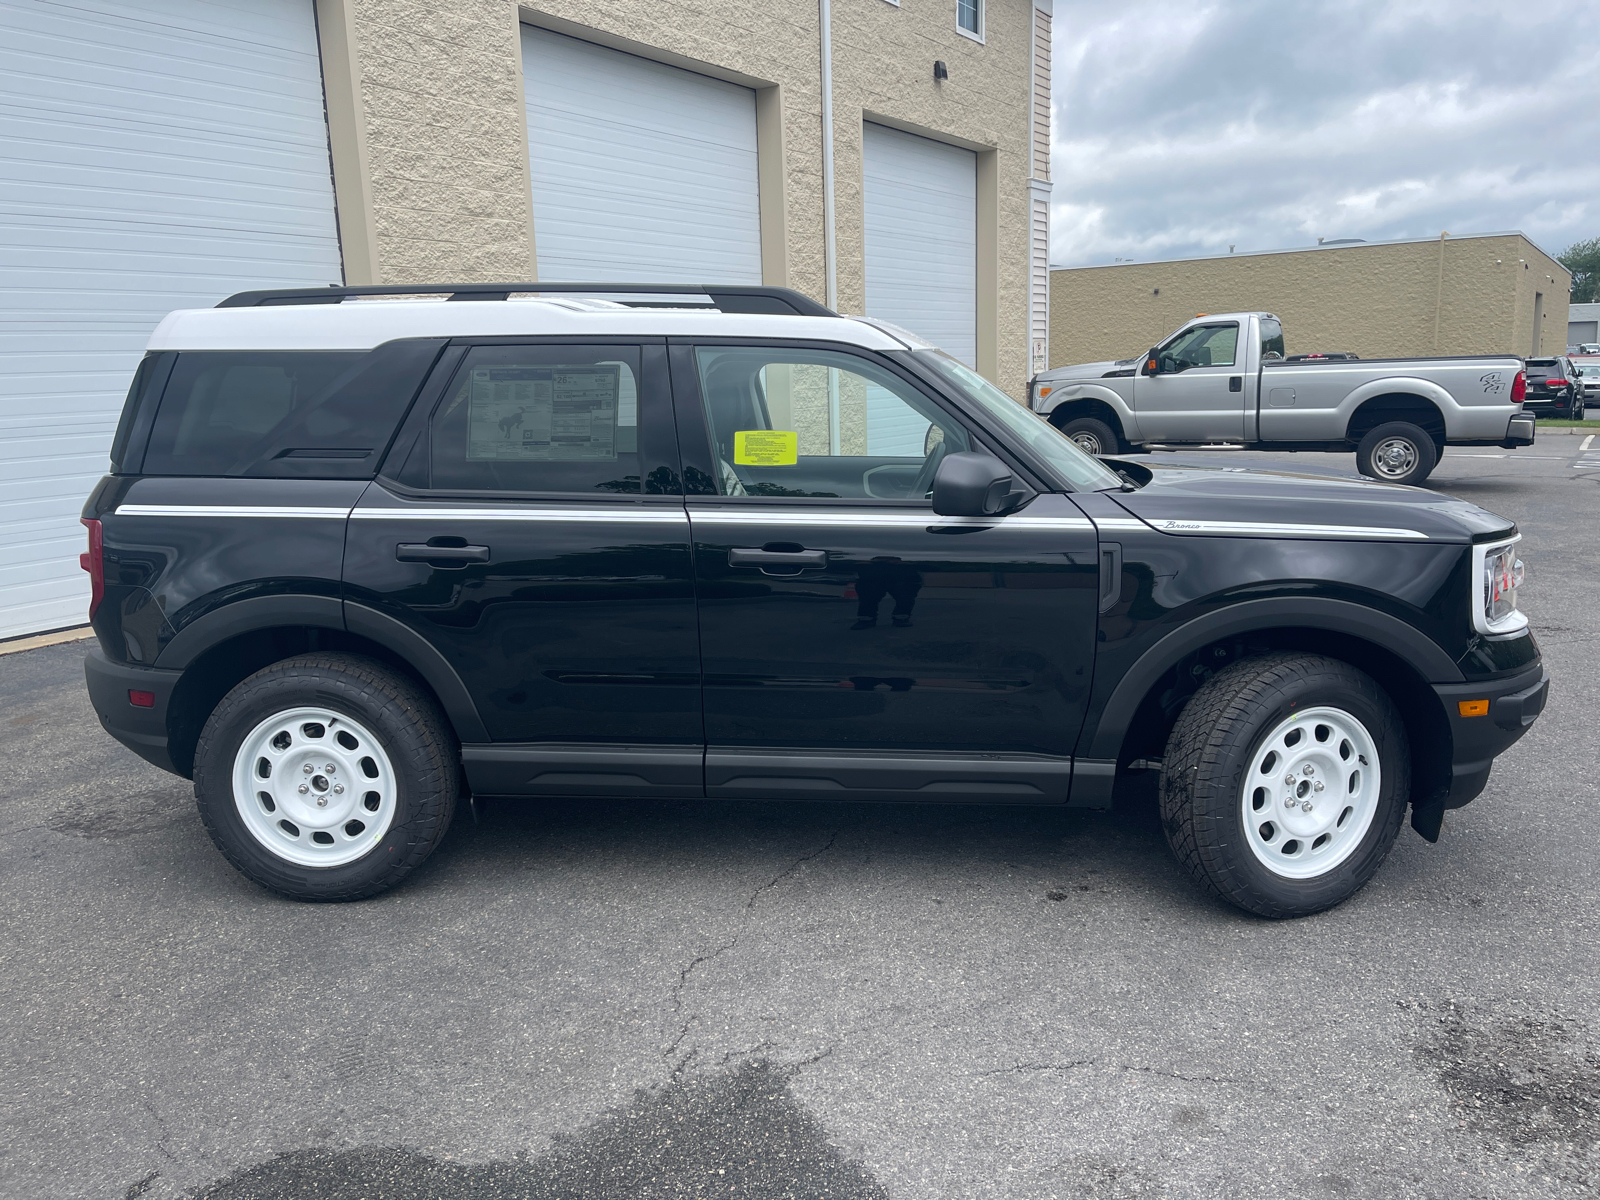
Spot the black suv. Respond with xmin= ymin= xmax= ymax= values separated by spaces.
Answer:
xmin=82 ymin=284 xmax=1548 ymax=918
xmin=1522 ymin=356 xmax=1585 ymax=419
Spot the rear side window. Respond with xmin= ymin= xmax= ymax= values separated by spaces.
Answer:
xmin=428 ymin=345 xmax=645 ymax=494
xmin=1259 ymin=318 xmax=1285 ymax=361
xmin=141 ymin=340 xmax=444 ymax=477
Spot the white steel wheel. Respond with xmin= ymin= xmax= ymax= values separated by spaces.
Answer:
xmin=1240 ymin=706 xmax=1381 ymax=880
xmin=230 ymin=705 xmax=397 ymax=868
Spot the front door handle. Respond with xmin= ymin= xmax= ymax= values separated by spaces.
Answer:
xmin=396 ymin=542 xmax=490 ymax=567
xmin=1228 ymin=376 xmax=1243 ymax=392
xmin=728 ymin=546 xmax=828 ymax=575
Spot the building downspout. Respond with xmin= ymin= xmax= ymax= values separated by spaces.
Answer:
xmin=1432 ymin=230 xmax=1448 ymax=353
xmin=819 ymin=0 xmax=837 ymax=312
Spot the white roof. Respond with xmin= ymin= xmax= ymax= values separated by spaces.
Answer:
xmin=146 ymin=298 xmax=909 ymax=353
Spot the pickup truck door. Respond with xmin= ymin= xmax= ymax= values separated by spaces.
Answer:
xmin=1133 ymin=320 xmax=1247 ymax=442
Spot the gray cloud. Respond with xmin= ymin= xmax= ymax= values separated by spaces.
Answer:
xmin=1050 ymin=0 xmax=1600 ymax=266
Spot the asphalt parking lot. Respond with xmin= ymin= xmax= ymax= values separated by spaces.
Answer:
xmin=4 ymin=436 xmax=1598 ymax=1200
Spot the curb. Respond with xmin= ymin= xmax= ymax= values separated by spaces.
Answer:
xmin=0 ymin=626 xmax=95 ymax=656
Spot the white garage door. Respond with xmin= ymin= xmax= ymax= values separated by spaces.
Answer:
xmin=863 ymin=123 xmax=976 ymax=456
xmin=0 ymin=0 xmax=342 ymax=640
xmin=522 ymin=26 xmax=762 ymax=285
xmin=863 ymin=122 xmax=976 ymax=365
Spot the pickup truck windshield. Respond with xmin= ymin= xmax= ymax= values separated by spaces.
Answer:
xmin=914 ymin=350 xmax=1123 ymax=491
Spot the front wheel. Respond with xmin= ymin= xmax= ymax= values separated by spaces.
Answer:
xmin=1355 ymin=421 xmax=1438 ymax=486
xmin=1159 ymin=653 xmax=1409 ymax=918
xmin=192 ymin=653 xmax=458 ymax=901
xmin=1055 ymin=415 xmax=1118 ymax=456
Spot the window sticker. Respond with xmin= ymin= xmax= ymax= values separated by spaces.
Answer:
xmin=466 ymin=365 xmax=620 ymax=460
xmin=734 ymin=430 xmax=798 ymax=466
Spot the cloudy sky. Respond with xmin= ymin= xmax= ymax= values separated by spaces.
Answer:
xmin=1049 ymin=0 xmax=1600 ymax=268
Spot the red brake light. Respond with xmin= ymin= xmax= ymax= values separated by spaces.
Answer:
xmin=1511 ymin=371 xmax=1525 ymax=404
xmin=79 ymin=517 xmax=104 ymax=618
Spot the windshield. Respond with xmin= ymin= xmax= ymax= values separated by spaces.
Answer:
xmin=913 ymin=351 xmax=1124 ymax=491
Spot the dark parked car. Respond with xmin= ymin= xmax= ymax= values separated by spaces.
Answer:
xmin=82 ymin=284 xmax=1547 ymax=918
xmin=1522 ymin=356 xmax=1585 ymax=418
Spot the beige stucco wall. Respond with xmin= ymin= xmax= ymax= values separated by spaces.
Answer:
xmin=1047 ymin=234 xmax=1572 ymax=368
xmin=316 ymin=0 xmax=1041 ymax=399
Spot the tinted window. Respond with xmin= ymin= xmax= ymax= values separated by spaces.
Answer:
xmin=691 ymin=346 xmax=968 ymax=499
xmin=429 ymin=346 xmax=644 ymax=494
xmin=1525 ymin=361 xmax=1559 ymax=379
xmin=142 ymin=341 xmax=443 ymax=477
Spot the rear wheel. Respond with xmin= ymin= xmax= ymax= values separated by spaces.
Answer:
xmin=1355 ymin=421 xmax=1438 ymax=486
xmin=1056 ymin=415 xmax=1118 ymax=456
xmin=1159 ymin=653 xmax=1409 ymax=918
xmin=193 ymin=654 xmax=458 ymax=901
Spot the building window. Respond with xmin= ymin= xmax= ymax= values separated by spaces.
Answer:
xmin=957 ymin=0 xmax=982 ymax=38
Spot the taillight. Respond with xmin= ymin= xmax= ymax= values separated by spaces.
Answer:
xmin=79 ymin=518 xmax=104 ymax=618
xmin=1511 ymin=371 xmax=1525 ymax=404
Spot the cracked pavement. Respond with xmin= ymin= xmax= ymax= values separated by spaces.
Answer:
xmin=3 ymin=445 xmax=1599 ymax=1199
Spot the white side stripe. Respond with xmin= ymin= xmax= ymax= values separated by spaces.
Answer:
xmin=115 ymin=505 xmax=351 ymax=519
xmin=1149 ymin=518 xmax=1428 ymax=540
xmin=688 ymin=510 xmax=1094 ymax=530
xmin=351 ymin=508 xmax=686 ymax=523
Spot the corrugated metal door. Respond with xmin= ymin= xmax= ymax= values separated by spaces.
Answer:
xmin=522 ymin=27 xmax=762 ymax=284
xmin=862 ymin=122 xmax=976 ymax=454
xmin=0 ymin=0 xmax=341 ymax=639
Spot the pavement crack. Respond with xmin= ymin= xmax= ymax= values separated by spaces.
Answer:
xmin=124 ymin=1170 xmax=160 ymax=1200
xmin=979 ymin=1059 xmax=1096 ymax=1076
xmin=662 ymin=937 xmax=740 ymax=1067
xmin=747 ymin=830 xmax=839 ymax=909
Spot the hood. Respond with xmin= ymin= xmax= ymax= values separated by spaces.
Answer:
xmin=1038 ymin=357 xmax=1140 ymax=382
xmin=1104 ymin=461 xmax=1516 ymax=545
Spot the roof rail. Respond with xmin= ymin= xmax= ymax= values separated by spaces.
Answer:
xmin=215 ymin=282 xmax=837 ymax=317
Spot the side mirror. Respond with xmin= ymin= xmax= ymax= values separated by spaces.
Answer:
xmin=1141 ymin=349 xmax=1161 ymax=376
xmin=931 ymin=452 xmax=1024 ymax=517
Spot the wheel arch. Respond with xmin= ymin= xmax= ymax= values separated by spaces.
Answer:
xmin=159 ymin=598 xmax=487 ymax=777
xmin=1084 ymin=599 xmax=1460 ymax=818
xmin=1046 ymin=395 xmax=1133 ymax=447
xmin=1344 ymin=388 xmax=1449 ymax=444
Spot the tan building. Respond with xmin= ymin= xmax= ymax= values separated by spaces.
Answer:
xmin=318 ymin=0 xmax=1053 ymax=397
xmin=1 ymin=0 xmax=1051 ymax=639
xmin=1048 ymin=233 xmax=1571 ymax=369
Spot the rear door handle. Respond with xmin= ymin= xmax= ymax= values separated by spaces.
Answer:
xmin=396 ymin=542 xmax=490 ymax=567
xmin=728 ymin=546 xmax=827 ymax=575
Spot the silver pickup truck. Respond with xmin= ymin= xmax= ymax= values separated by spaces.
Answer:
xmin=1031 ymin=311 xmax=1535 ymax=485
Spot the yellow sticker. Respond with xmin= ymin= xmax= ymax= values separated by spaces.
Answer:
xmin=734 ymin=430 xmax=798 ymax=466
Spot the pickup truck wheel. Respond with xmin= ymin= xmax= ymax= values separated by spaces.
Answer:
xmin=1057 ymin=416 xmax=1117 ymax=456
xmin=1158 ymin=653 xmax=1409 ymax=919
xmin=192 ymin=653 xmax=458 ymax=902
xmin=1355 ymin=421 xmax=1437 ymax=485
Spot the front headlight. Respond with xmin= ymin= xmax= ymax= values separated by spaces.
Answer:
xmin=1473 ymin=536 xmax=1527 ymax=635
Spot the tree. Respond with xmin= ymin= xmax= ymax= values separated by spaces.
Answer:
xmin=1559 ymin=237 xmax=1600 ymax=304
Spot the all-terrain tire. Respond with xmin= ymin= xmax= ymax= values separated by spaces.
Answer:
xmin=1056 ymin=416 xmax=1118 ymax=456
xmin=1355 ymin=421 xmax=1438 ymax=486
xmin=1159 ymin=653 xmax=1409 ymax=919
xmin=193 ymin=653 xmax=458 ymax=901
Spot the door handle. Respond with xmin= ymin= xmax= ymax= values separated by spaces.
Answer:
xmin=396 ymin=542 xmax=490 ymax=567
xmin=1229 ymin=376 xmax=1243 ymax=392
xmin=728 ymin=546 xmax=827 ymax=575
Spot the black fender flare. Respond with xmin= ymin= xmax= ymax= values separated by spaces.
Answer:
xmin=156 ymin=595 xmax=343 ymax=668
xmin=343 ymin=602 xmax=489 ymax=742
xmin=1079 ymin=596 xmax=1463 ymax=761
xmin=153 ymin=594 xmax=488 ymax=743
